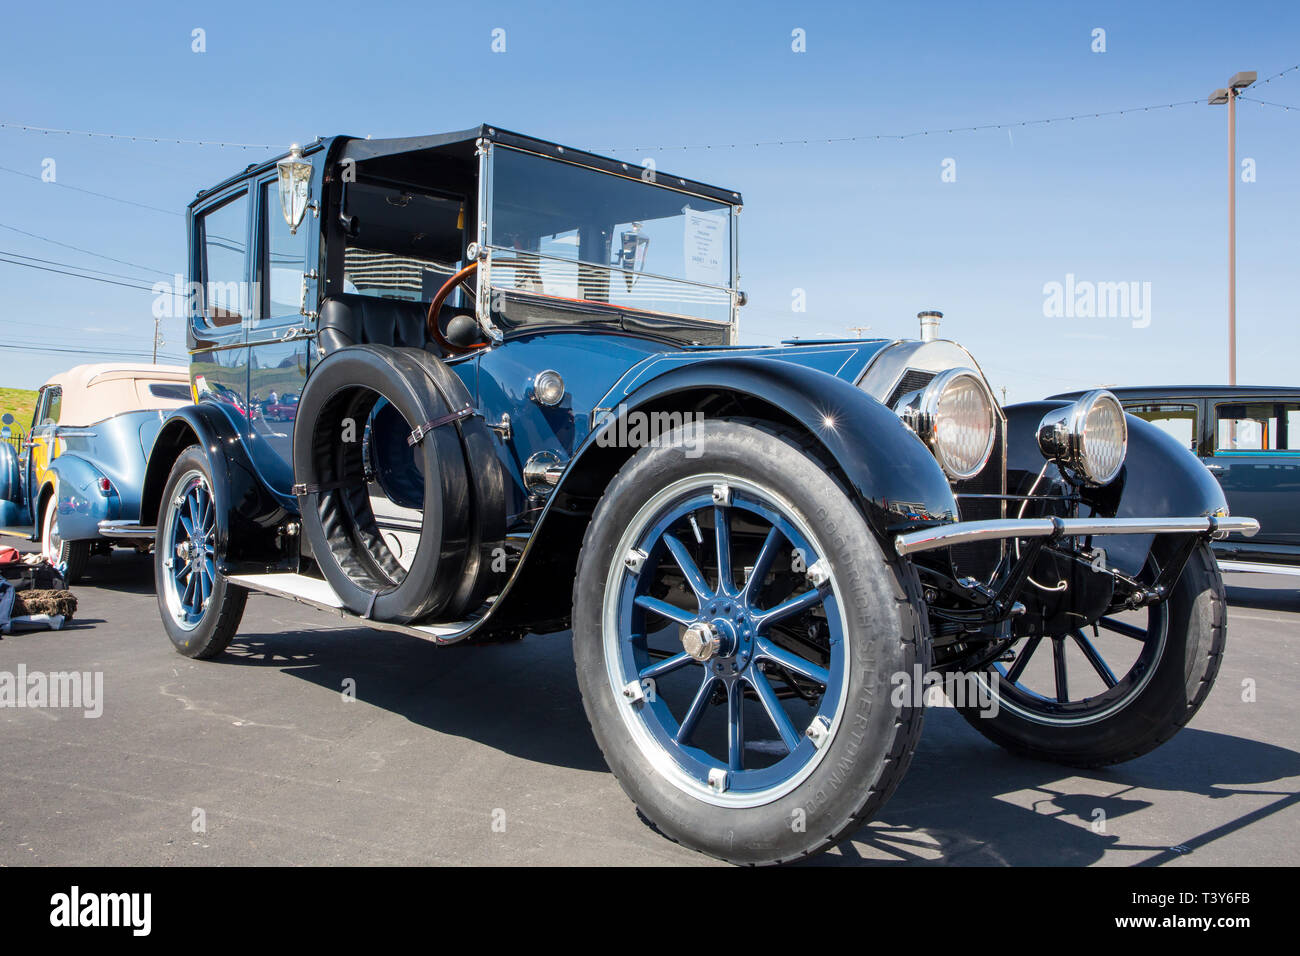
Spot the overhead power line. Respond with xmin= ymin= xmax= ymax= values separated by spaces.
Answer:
xmin=0 ymin=252 xmax=181 ymax=294
xmin=0 ymin=163 xmax=178 ymax=215
xmin=0 ymin=250 xmax=168 ymax=285
xmin=0 ymin=221 xmax=171 ymax=276
xmin=0 ymin=341 xmax=186 ymax=362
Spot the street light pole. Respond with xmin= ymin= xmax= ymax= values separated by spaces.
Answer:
xmin=1209 ymin=70 xmax=1256 ymax=386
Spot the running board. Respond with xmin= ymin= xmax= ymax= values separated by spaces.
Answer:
xmin=1217 ymin=560 xmax=1300 ymax=577
xmin=226 ymin=572 xmax=481 ymax=645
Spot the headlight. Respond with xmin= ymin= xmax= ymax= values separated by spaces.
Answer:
xmin=895 ymin=368 xmax=997 ymax=481
xmin=530 ymin=369 xmax=566 ymax=406
xmin=1037 ymin=389 xmax=1128 ymax=486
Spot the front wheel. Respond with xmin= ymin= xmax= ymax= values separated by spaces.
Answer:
xmin=154 ymin=447 xmax=247 ymax=659
xmin=41 ymin=495 xmax=90 ymax=585
xmin=573 ymin=419 xmax=928 ymax=865
xmin=956 ymin=543 xmax=1225 ymax=767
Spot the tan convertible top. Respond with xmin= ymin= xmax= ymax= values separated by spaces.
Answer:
xmin=41 ymin=363 xmax=191 ymax=426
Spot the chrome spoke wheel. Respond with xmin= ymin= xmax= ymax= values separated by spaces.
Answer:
xmin=161 ymin=469 xmax=218 ymax=631
xmin=602 ymin=474 xmax=849 ymax=807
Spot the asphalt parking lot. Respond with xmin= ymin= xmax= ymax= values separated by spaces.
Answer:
xmin=1 ymin=549 xmax=1296 ymax=866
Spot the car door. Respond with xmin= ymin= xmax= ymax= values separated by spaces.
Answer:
xmin=190 ymin=187 xmax=252 ymax=434
xmin=245 ymin=174 xmax=314 ymax=496
xmin=27 ymin=384 xmax=63 ymax=494
xmin=1203 ymin=397 xmax=1300 ymax=554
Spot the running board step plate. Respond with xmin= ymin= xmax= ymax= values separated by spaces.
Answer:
xmin=226 ymin=572 xmax=479 ymax=644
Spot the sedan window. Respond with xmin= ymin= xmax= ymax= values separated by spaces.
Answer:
xmin=1214 ymin=401 xmax=1300 ymax=452
xmin=1127 ymin=403 xmax=1198 ymax=453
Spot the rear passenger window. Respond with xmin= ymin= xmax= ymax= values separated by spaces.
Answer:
xmin=1214 ymin=402 xmax=1300 ymax=451
xmin=1127 ymin=403 xmax=1198 ymax=452
xmin=196 ymin=191 xmax=249 ymax=328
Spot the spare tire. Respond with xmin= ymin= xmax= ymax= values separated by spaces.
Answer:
xmin=293 ymin=345 xmax=503 ymax=624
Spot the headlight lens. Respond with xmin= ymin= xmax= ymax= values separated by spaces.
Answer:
xmin=1037 ymin=389 xmax=1128 ymax=485
xmin=895 ymin=368 xmax=997 ymax=481
xmin=531 ymin=369 xmax=566 ymax=406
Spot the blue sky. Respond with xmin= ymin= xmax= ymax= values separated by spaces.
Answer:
xmin=1 ymin=0 xmax=1297 ymax=400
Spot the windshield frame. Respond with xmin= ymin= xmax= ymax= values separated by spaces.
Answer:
xmin=477 ymin=142 xmax=741 ymax=341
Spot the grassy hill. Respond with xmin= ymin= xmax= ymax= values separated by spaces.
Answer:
xmin=0 ymin=387 xmax=37 ymax=433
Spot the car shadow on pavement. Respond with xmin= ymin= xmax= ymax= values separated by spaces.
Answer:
xmin=215 ymin=619 xmax=1299 ymax=866
xmin=809 ymin=709 xmax=1300 ymax=866
xmin=221 ymin=624 xmax=611 ymax=773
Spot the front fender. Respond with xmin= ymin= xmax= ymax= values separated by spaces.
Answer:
xmin=141 ymin=403 xmax=294 ymax=568
xmin=1004 ymin=401 xmax=1228 ymax=576
xmin=486 ymin=357 xmax=958 ymax=632
xmin=584 ymin=356 xmax=959 ymax=538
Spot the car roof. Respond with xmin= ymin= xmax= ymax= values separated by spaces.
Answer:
xmin=1049 ymin=385 xmax=1300 ymax=401
xmin=193 ymin=126 xmax=743 ymax=208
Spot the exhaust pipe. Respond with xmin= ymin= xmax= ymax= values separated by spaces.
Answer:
xmin=918 ymin=311 xmax=942 ymax=342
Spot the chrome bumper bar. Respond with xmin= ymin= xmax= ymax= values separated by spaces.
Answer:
xmin=894 ymin=516 xmax=1260 ymax=558
xmin=97 ymin=520 xmax=156 ymax=539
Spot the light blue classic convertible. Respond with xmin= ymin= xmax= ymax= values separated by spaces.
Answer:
xmin=0 ymin=363 xmax=191 ymax=582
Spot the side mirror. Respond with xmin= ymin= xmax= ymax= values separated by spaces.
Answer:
xmin=1 ymin=413 xmax=13 ymax=426
xmin=276 ymin=144 xmax=313 ymax=235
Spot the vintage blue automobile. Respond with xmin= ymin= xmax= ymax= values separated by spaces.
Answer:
xmin=135 ymin=126 xmax=1259 ymax=864
xmin=0 ymin=363 xmax=191 ymax=582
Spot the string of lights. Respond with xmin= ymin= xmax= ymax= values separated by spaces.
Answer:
xmin=1241 ymin=96 xmax=1300 ymax=112
xmin=1255 ymin=63 xmax=1300 ymax=87
xmin=587 ymin=98 xmax=1205 ymax=152
xmin=0 ymin=120 xmax=278 ymax=150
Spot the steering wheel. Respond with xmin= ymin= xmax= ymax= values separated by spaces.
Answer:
xmin=426 ymin=261 xmax=486 ymax=354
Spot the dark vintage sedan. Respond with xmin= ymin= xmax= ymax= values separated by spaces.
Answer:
xmin=1054 ymin=386 xmax=1299 ymax=574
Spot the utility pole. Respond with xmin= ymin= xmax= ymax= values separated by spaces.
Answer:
xmin=1209 ymin=70 xmax=1256 ymax=386
xmin=152 ymin=316 xmax=164 ymax=364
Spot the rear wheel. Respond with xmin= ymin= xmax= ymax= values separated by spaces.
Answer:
xmin=956 ymin=543 xmax=1224 ymax=766
xmin=573 ymin=419 xmax=928 ymax=865
xmin=155 ymin=447 xmax=246 ymax=659
xmin=41 ymin=495 xmax=89 ymax=585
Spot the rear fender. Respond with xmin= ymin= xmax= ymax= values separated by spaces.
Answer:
xmin=46 ymin=455 xmax=114 ymax=541
xmin=141 ymin=404 xmax=295 ymax=569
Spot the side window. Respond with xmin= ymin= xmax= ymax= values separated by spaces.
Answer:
xmin=260 ymin=180 xmax=309 ymax=319
xmin=196 ymin=191 xmax=249 ymax=328
xmin=1214 ymin=401 xmax=1300 ymax=452
xmin=41 ymin=387 xmax=62 ymax=426
xmin=1127 ymin=402 xmax=1198 ymax=453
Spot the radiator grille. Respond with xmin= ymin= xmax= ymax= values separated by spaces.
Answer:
xmin=886 ymin=369 xmax=936 ymax=409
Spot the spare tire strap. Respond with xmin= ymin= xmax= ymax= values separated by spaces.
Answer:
xmin=407 ymin=405 xmax=474 ymax=447
xmin=292 ymin=478 xmax=362 ymax=496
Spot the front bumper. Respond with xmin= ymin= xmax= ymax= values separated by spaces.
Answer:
xmin=894 ymin=515 xmax=1260 ymax=557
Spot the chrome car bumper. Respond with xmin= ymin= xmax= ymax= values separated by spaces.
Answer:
xmin=894 ymin=515 xmax=1260 ymax=557
xmin=97 ymin=519 xmax=156 ymax=539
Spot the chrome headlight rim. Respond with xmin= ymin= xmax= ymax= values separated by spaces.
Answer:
xmin=896 ymin=367 xmax=998 ymax=482
xmin=1038 ymin=389 xmax=1128 ymax=486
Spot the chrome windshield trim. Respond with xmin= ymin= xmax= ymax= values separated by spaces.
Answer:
xmin=894 ymin=516 xmax=1261 ymax=557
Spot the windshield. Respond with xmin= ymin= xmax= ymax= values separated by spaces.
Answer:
xmin=488 ymin=147 xmax=734 ymax=323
